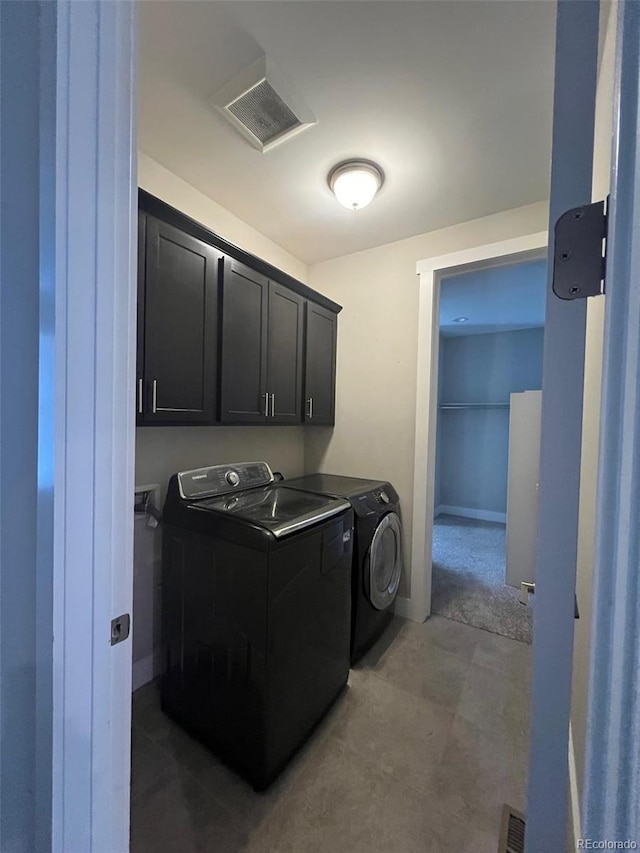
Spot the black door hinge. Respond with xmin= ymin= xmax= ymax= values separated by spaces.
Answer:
xmin=552 ymin=198 xmax=607 ymax=300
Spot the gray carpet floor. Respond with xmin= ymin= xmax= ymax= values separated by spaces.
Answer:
xmin=432 ymin=514 xmax=532 ymax=644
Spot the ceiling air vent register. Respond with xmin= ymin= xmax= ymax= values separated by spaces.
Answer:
xmin=212 ymin=57 xmax=316 ymax=153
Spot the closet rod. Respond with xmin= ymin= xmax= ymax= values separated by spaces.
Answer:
xmin=439 ymin=403 xmax=510 ymax=410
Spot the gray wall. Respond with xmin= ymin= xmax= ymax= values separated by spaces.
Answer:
xmin=135 ymin=426 xmax=306 ymax=506
xmin=436 ymin=328 xmax=544 ymax=515
xmin=304 ymin=201 xmax=549 ymax=603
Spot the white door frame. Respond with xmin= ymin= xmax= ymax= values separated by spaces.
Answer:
xmin=51 ymin=3 xmax=137 ymax=851
xmin=406 ymin=233 xmax=547 ymax=623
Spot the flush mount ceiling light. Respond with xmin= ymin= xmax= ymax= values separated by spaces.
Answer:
xmin=328 ymin=160 xmax=384 ymax=211
xmin=453 ymin=317 xmax=469 ymax=323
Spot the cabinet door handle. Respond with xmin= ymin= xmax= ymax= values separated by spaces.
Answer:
xmin=152 ymin=379 xmax=157 ymax=414
xmin=263 ymin=392 xmax=269 ymax=416
xmin=138 ymin=379 xmax=143 ymax=415
xmin=307 ymin=397 xmax=313 ymax=419
xmin=270 ymin=394 xmax=275 ymax=417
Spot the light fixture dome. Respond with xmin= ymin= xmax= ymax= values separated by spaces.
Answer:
xmin=328 ymin=159 xmax=384 ymax=210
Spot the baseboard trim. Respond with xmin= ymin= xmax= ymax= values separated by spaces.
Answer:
xmin=568 ymin=722 xmax=581 ymax=851
xmin=132 ymin=650 xmax=161 ymax=692
xmin=394 ymin=595 xmax=428 ymax=623
xmin=435 ymin=504 xmax=507 ymax=524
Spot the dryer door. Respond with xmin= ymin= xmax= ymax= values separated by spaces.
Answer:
xmin=366 ymin=512 xmax=402 ymax=611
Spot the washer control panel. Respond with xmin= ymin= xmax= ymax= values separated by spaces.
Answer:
xmin=178 ymin=461 xmax=274 ymax=500
xmin=226 ymin=471 xmax=241 ymax=487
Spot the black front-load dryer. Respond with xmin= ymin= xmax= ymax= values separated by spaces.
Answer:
xmin=283 ymin=474 xmax=402 ymax=664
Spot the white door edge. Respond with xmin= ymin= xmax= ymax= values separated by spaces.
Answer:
xmin=526 ymin=1 xmax=600 ymax=848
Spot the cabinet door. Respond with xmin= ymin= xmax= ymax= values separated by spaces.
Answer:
xmin=304 ymin=303 xmax=337 ymax=425
xmin=266 ymin=283 xmax=304 ymax=425
xmin=142 ymin=217 xmax=219 ymax=424
xmin=219 ymin=259 xmax=269 ymax=423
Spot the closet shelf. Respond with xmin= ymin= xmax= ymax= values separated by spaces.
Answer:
xmin=439 ymin=402 xmax=510 ymax=410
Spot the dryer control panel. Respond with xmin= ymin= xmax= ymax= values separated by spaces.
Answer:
xmin=177 ymin=461 xmax=274 ymax=500
xmin=352 ymin=489 xmax=397 ymax=515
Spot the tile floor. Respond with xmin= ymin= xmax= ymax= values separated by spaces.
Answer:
xmin=131 ymin=615 xmax=531 ymax=853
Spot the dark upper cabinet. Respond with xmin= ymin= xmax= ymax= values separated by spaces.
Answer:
xmin=138 ymin=215 xmax=220 ymax=425
xmin=219 ymin=260 xmax=304 ymax=425
xmin=304 ymin=302 xmax=337 ymax=426
xmin=137 ymin=193 xmax=341 ymax=429
xmin=266 ymin=283 xmax=304 ymax=425
xmin=219 ymin=259 xmax=269 ymax=423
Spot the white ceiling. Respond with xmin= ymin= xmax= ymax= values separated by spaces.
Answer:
xmin=138 ymin=1 xmax=556 ymax=265
xmin=440 ymin=259 xmax=547 ymax=337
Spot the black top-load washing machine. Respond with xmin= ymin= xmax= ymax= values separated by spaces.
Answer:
xmin=283 ymin=474 xmax=402 ymax=664
xmin=161 ymin=461 xmax=354 ymax=790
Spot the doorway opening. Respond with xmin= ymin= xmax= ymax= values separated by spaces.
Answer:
xmin=408 ymin=232 xmax=548 ymax=625
xmin=431 ymin=259 xmax=547 ymax=643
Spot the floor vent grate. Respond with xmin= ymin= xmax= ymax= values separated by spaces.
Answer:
xmin=499 ymin=804 xmax=526 ymax=853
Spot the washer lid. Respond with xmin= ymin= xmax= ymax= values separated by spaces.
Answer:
xmin=283 ymin=473 xmax=389 ymax=499
xmin=195 ymin=486 xmax=351 ymax=539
